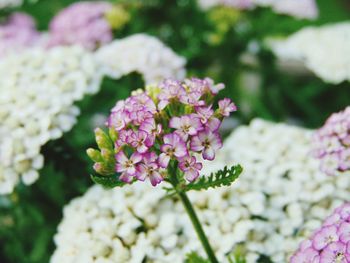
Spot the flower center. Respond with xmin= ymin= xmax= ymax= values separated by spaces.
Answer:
xmin=125 ymin=160 xmax=134 ymax=168
xmin=335 ymin=252 xmax=344 ymax=263
xmin=182 ymin=125 xmax=190 ymax=133
xmin=202 ymin=139 xmax=211 ymax=149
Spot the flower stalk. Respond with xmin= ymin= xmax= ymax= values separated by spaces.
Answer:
xmin=167 ymin=161 xmax=219 ymax=263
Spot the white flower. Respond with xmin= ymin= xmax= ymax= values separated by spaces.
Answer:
xmin=0 ymin=46 xmax=103 ymax=195
xmin=269 ymin=22 xmax=350 ymax=84
xmin=95 ymin=34 xmax=186 ymax=85
xmin=52 ymin=119 xmax=350 ymax=262
xmin=197 ymin=0 xmax=318 ymax=20
xmin=0 ymin=0 xmax=22 ymax=9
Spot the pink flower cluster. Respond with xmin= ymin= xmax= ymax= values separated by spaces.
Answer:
xmin=312 ymin=107 xmax=350 ymax=176
xmin=291 ymin=203 xmax=350 ymax=263
xmin=105 ymin=78 xmax=237 ymax=186
xmin=48 ymin=1 xmax=113 ymax=50
xmin=0 ymin=12 xmax=41 ymax=57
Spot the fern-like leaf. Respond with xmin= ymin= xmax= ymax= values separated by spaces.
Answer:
xmin=185 ymin=252 xmax=210 ymax=263
xmin=182 ymin=165 xmax=243 ymax=192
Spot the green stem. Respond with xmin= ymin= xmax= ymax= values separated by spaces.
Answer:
xmin=168 ymin=163 xmax=218 ymax=263
xmin=178 ymin=191 xmax=219 ymax=263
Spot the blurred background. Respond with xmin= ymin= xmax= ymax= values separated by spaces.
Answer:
xmin=0 ymin=0 xmax=349 ymax=262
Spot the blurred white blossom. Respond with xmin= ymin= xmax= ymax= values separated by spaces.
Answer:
xmin=0 ymin=0 xmax=22 ymax=9
xmin=95 ymin=34 xmax=186 ymax=85
xmin=0 ymin=34 xmax=186 ymax=194
xmin=51 ymin=119 xmax=350 ymax=262
xmin=269 ymin=22 xmax=350 ymax=84
xmin=0 ymin=46 xmax=103 ymax=194
xmin=198 ymin=0 xmax=318 ymax=19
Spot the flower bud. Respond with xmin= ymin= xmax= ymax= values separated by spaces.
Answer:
xmin=95 ymin=128 xmax=113 ymax=150
xmin=101 ymin=148 xmax=115 ymax=164
xmin=93 ymin=162 xmax=114 ymax=176
xmin=105 ymin=5 xmax=130 ymax=30
xmin=86 ymin=148 xmax=103 ymax=163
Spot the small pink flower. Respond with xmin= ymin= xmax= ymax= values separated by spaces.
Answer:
xmin=159 ymin=133 xmax=188 ymax=168
xmin=108 ymin=111 xmax=126 ymax=131
xmin=313 ymin=225 xmax=339 ymax=250
xmin=116 ymin=129 xmax=133 ymax=147
xmin=320 ymin=242 xmax=347 ymax=263
xmin=140 ymin=118 xmax=162 ymax=143
xmin=205 ymin=117 xmax=221 ymax=132
xmin=339 ymin=222 xmax=350 ymax=243
xmin=195 ymin=106 xmax=214 ymax=124
xmin=218 ymin=98 xmax=237 ymax=117
xmin=158 ymin=79 xmax=186 ymax=110
xmin=204 ymin=77 xmax=225 ymax=94
xmin=129 ymin=131 xmax=153 ymax=153
xmin=115 ymin=151 xmax=142 ymax=176
xmin=179 ymin=155 xmax=203 ymax=182
xmin=136 ymin=152 xmax=163 ymax=186
xmin=290 ymin=248 xmax=319 ymax=263
xmin=169 ymin=114 xmax=203 ymax=140
xmin=190 ymin=130 xmax=222 ymax=160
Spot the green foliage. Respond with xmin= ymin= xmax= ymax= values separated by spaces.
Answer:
xmin=182 ymin=165 xmax=243 ymax=192
xmin=185 ymin=252 xmax=210 ymax=263
xmin=90 ymin=173 xmax=127 ymax=189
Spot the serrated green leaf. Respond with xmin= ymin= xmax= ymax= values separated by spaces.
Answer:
xmin=185 ymin=252 xmax=210 ymax=263
xmin=183 ymin=165 xmax=243 ymax=192
xmin=90 ymin=173 xmax=126 ymax=189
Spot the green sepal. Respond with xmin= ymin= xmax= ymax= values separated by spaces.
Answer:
xmin=90 ymin=173 xmax=127 ymax=189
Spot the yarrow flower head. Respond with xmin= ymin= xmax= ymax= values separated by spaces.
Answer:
xmin=291 ymin=203 xmax=350 ymax=263
xmin=312 ymin=107 xmax=350 ymax=176
xmin=87 ymin=77 xmax=237 ymax=186
xmin=0 ymin=12 xmax=41 ymax=57
xmin=48 ymin=1 xmax=114 ymax=50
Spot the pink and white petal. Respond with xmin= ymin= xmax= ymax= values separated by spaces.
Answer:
xmin=131 ymin=152 xmax=143 ymax=163
xmin=115 ymin=151 xmax=128 ymax=163
xmin=163 ymin=134 xmax=174 ymax=145
xmin=150 ymin=171 xmax=163 ymax=186
xmin=115 ymin=163 xmax=126 ymax=173
xmin=158 ymin=153 xmax=170 ymax=168
xmin=194 ymin=162 xmax=203 ymax=170
xmin=135 ymin=166 xmax=147 ymax=181
xmin=137 ymin=144 xmax=149 ymax=154
xmin=126 ymin=166 xmax=136 ymax=176
xmin=206 ymin=118 xmax=221 ymax=132
xmin=158 ymin=100 xmax=169 ymax=110
xmin=190 ymin=136 xmax=204 ymax=152
xmin=169 ymin=117 xmax=182 ymax=129
xmin=185 ymin=168 xmax=199 ymax=182
xmin=211 ymin=133 xmax=223 ymax=150
xmin=119 ymin=172 xmax=133 ymax=183
xmin=203 ymin=147 xmax=215 ymax=160
xmin=174 ymin=142 xmax=188 ymax=158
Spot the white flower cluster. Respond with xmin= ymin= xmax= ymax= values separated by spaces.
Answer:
xmin=0 ymin=0 xmax=22 ymax=9
xmin=0 ymin=34 xmax=186 ymax=194
xmin=269 ymin=22 xmax=350 ymax=84
xmin=253 ymin=0 xmax=318 ymax=19
xmin=95 ymin=34 xmax=186 ymax=85
xmin=197 ymin=0 xmax=318 ymax=19
xmin=0 ymin=46 xmax=103 ymax=194
xmin=51 ymin=119 xmax=350 ymax=262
